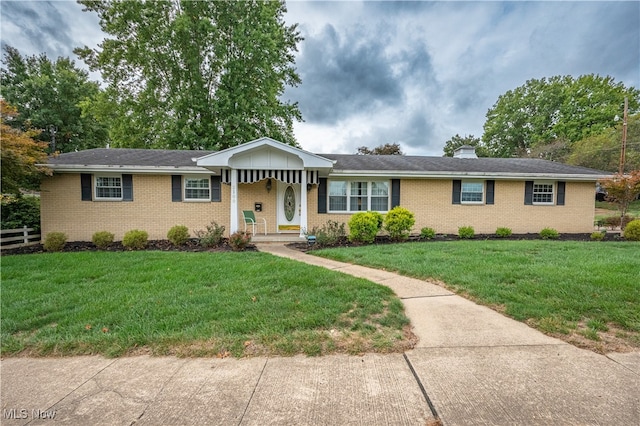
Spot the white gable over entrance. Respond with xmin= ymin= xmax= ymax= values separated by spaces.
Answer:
xmin=195 ymin=137 xmax=334 ymax=170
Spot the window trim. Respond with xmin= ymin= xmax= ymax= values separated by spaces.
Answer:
xmin=460 ymin=180 xmax=485 ymax=204
xmin=327 ymin=180 xmax=390 ymax=213
xmin=94 ymin=174 xmax=123 ymax=201
xmin=183 ymin=176 xmax=211 ymax=202
xmin=532 ymin=181 xmax=555 ymax=205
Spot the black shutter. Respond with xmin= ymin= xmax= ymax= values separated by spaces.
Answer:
xmin=318 ymin=178 xmax=327 ymax=213
xmin=391 ymin=179 xmax=401 ymax=208
xmin=556 ymin=181 xmax=566 ymax=206
xmin=122 ymin=174 xmax=133 ymax=201
xmin=524 ymin=181 xmax=534 ymax=205
xmin=485 ymin=180 xmax=495 ymax=205
xmin=81 ymin=174 xmax=92 ymax=201
xmin=211 ymin=176 xmax=221 ymax=202
xmin=452 ymin=180 xmax=461 ymax=204
xmin=172 ymin=175 xmax=182 ymax=202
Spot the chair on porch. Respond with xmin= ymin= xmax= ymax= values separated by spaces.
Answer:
xmin=242 ymin=210 xmax=267 ymax=235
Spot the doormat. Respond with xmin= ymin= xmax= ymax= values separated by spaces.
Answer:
xmin=278 ymin=225 xmax=300 ymax=231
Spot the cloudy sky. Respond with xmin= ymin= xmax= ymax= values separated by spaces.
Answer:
xmin=1 ymin=1 xmax=638 ymax=156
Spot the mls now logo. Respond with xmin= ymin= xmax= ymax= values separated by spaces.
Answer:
xmin=3 ymin=408 xmax=57 ymax=420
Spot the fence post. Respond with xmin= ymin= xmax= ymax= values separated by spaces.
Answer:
xmin=23 ymin=225 xmax=28 ymax=244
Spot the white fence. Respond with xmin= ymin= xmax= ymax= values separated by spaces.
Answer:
xmin=1 ymin=226 xmax=41 ymax=250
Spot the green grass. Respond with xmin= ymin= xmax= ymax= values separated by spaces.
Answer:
xmin=1 ymin=251 xmax=410 ymax=357
xmin=596 ymin=200 xmax=640 ymax=223
xmin=315 ymin=241 xmax=640 ymax=348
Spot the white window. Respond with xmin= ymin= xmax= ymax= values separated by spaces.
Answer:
xmin=461 ymin=181 xmax=484 ymax=203
xmin=95 ymin=176 xmax=122 ymax=200
xmin=328 ymin=181 xmax=389 ymax=212
xmin=184 ymin=177 xmax=210 ymax=200
xmin=533 ymin=182 xmax=554 ymax=204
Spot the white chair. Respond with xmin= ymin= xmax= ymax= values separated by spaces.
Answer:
xmin=242 ymin=210 xmax=267 ymax=235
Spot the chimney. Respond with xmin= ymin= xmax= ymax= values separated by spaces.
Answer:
xmin=453 ymin=145 xmax=478 ymax=159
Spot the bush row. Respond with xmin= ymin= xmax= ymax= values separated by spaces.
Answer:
xmin=42 ymin=221 xmax=255 ymax=252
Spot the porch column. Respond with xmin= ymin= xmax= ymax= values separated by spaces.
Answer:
xmin=230 ymin=169 xmax=239 ymax=233
xmin=299 ymin=169 xmax=307 ymax=238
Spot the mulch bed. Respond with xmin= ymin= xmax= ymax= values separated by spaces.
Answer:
xmin=1 ymin=232 xmax=626 ymax=256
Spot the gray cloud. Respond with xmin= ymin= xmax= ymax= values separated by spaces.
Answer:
xmin=288 ymin=23 xmax=406 ymax=124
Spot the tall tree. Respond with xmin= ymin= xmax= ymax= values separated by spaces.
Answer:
xmin=568 ymin=114 xmax=640 ymax=172
xmin=356 ymin=143 xmax=404 ymax=155
xmin=75 ymin=0 xmax=302 ymax=150
xmin=0 ymin=46 xmax=108 ymax=153
xmin=0 ymin=101 xmax=50 ymax=194
xmin=442 ymin=134 xmax=487 ymax=157
xmin=482 ymin=75 xmax=640 ymax=158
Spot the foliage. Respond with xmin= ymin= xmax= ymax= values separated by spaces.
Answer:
xmin=1 ymin=251 xmax=410 ymax=357
xmin=600 ymin=171 xmax=640 ymax=222
xmin=356 ymin=143 xmax=404 ymax=155
xmin=1 ymin=46 xmax=107 ymax=153
xmin=167 ymin=225 xmax=190 ymax=246
xmin=603 ymin=215 xmax=634 ymax=229
xmin=348 ymin=212 xmax=383 ymax=244
xmin=457 ymin=226 xmax=475 ymax=239
xmin=306 ymin=220 xmax=346 ymax=246
xmin=442 ymin=134 xmax=488 ymax=157
xmin=0 ymin=195 xmax=41 ymax=232
xmin=419 ymin=227 xmax=436 ymax=240
xmin=92 ymin=231 xmax=115 ymax=249
xmin=0 ymin=100 xmax=50 ymax=194
xmin=228 ymin=231 xmax=252 ymax=251
xmin=122 ymin=230 xmax=149 ymax=250
xmin=75 ymin=0 xmax=302 ymax=150
xmin=495 ymin=227 xmax=512 ymax=238
xmin=482 ymin=74 xmax=640 ymax=158
xmin=383 ymin=206 xmax=415 ymax=241
xmin=568 ymin=114 xmax=640 ymax=172
xmin=43 ymin=232 xmax=67 ymax=252
xmin=590 ymin=231 xmax=606 ymax=241
xmin=539 ymin=228 xmax=560 ymax=240
xmin=623 ymin=220 xmax=640 ymax=241
xmin=194 ymin=221 xmax=226 ymax=247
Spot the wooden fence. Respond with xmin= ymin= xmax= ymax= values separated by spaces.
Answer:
xmin=1 ymin=226 xmax=41 ymax=250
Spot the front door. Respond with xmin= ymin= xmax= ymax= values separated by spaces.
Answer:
xmin=277 ymin=182 xmax=301 ymax=233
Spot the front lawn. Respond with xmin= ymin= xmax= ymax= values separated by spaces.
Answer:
xmin=1 ymin=251 xmax=411 ymax=357
xmin=315 ymin=240 xmax=640 ymax=352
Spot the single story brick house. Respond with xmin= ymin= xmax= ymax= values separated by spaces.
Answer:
xmin=41 ymin=137 xmax=609 ymax=241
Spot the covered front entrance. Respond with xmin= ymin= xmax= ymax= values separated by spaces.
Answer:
xmin=277 ymin=182 xmax=301 ymax=233
xmin=195 ymin=137 xmax=335 ymax=239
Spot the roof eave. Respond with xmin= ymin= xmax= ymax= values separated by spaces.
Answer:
xmin=329 ymin=170 xmax=611 ymax=181
xmin=42 ymin=165 xmax=214 ymax=174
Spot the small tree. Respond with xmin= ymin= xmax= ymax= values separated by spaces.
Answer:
xmin=601 ymin=171 xmax=640 ymax=227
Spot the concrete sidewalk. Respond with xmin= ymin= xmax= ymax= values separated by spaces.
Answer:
xmin=1 ymin=243 xmax=638 ymax=425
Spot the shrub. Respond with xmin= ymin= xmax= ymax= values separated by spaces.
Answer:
xmin=348 ymin=211 xmax=383 ymax=244
xmin=603 ymin=215 xmax=634 ymax=229
xmin=383 ymin=206 xmax=415 ymax=241
xmin=229 ymin=231 xmax=251 ymax=251
xmin=167 ymin=225 xmax=190 ymax=246
xmin=539 ymin=228 xmax=560 ymax=240
xmin=122 ymin=229 xmax=148 ymax=250
xmin=194 ymin=221 xmax=226 ymax=247
xmin=92 ymin=231 xmax=114 ymax=249
xmin=495 ymin=227 xmax=512 ymax=238
xmin=306 ymin=220 xmax=346 ymax=247
xmin=43 ymin=232 xmax=67 ymax=252
xmin=590 ymin=231 xmax=606 ymax=241
xmin=458 ymin=226 xmax=475 ymax=239
xmin=420 ymin=227 xmax=436 ymax=240
xmin=1 ymin=195 xmax=41 ymax=232
xmin=623 ymin=219 xmax=640 ymax=241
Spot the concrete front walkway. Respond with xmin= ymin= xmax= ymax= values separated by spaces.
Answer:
xmin=1 ymin=243 xmax=638 ymax=425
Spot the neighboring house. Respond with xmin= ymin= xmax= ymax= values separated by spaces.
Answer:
xmin=41 ymin=137 xmax=609 ymax=241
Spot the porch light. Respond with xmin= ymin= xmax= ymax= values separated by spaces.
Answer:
xmin=307 ymin=183 xmax=313 ymax=192
xmin=266 ymin=179 xmax=272 ymax=193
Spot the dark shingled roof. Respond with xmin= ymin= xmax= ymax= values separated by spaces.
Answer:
xmin=47 ymin=148 xmax=215 ymax=167
xmin=319 ymin=154 xmax=607 ymax=176
xmin=47 ymin=148 xmax=608 ymax=176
